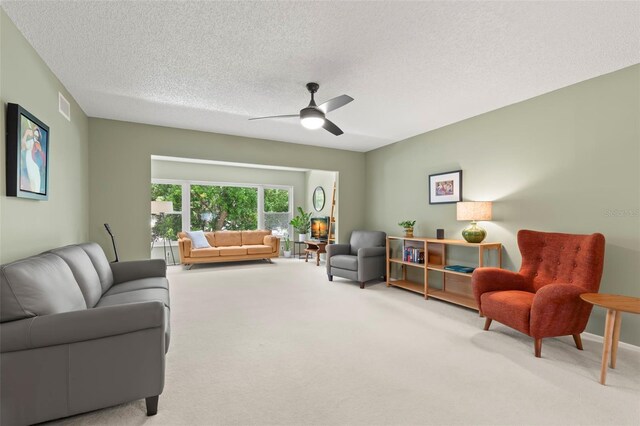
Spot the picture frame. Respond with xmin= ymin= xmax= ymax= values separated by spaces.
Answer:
xmin=6 ymin=103 xmax=50 ymax=200
xmin=429 ymin=170 xmax=462 ymax=204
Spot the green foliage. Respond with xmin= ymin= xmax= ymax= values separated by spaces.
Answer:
xmin=398 ymin=220 xmax=416 ymax=228
xmin=283 ymin=234 xmax=291 ymax=251
xmin=190 ymin=185 xmax=257 ymax=231
xmin=290 ymin=207 xmax=312 ymax=234
xmin=264 ymin=188 xmax=289 ymax=212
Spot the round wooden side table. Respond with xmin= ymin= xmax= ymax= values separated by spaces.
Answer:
xmin=580 ymin=293 xmax=640 ymax=385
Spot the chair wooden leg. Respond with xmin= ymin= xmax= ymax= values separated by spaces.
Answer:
xmin=360 ymin=282 xmax=365 ymax=289
xmin=573 ymin=334 xmax=583 ymax=350
xmin=483 ymin=318 xmax=492 ymax=331
xmin=534 ymin=338 xmax=542 ymax=358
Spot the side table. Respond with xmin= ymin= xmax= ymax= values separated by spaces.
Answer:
xmin=304 ymin=240 xmax=327 ymax=266
xmin=580 ymin=293 xmax=640 ymax=385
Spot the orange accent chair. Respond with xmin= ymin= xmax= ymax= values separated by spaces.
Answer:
xmin=472 ymin=230 xmax=605 ymax=357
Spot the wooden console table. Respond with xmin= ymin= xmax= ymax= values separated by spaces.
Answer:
xmin=386 ymin=236 xmax=502 ymax=310
xmin=304 ymin=240 xmax=327 ymax=266
xmin=580 ymin=293 xmax=640 ymax=385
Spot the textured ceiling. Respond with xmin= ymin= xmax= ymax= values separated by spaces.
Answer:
xmin=3 ymin=1 xmax=639 ymax=152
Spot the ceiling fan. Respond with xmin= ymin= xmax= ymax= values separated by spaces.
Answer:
xmin=249 ymin=82 xmax=353 ymax=136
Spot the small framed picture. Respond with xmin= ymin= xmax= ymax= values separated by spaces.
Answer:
xmin=429 ymin=170 xmax=462 ymax=204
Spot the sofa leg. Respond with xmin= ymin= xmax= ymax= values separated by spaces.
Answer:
xmin=186 ymin=264 xmax=193 ymax=270
xmin=360 ymin=282 xmax=365 ymax=289
xmin=483 ymin=318 xmax=492 ymax=331
xmin=573 ymin=334 xmax=583 ymax=350
xmin=328 ymin=274 xmax=333 ymax=281
xmin=534 ymin=338 xmax=542 ymax=358
xmin=146 ymin=396 xmax=159 ymax=416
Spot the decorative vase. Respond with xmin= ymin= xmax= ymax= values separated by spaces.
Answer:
xmin=462 ymin=221 xmax=486 ymax=243
xmin=403 ymin=227 xmax=414 ymax=238
xmin=298 ymin=233 xmax=308 ymax=242
xmin=284 ymin=250 xmax=292 ymax=258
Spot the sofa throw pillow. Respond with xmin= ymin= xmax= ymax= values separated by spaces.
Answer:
xmin=187 ymin=230 xmax=211 ymax=249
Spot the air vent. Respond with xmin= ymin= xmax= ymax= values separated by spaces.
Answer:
xmin=58 ymin=92 xmax=70 ymax=121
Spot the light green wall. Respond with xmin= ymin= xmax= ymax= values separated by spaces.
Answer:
xmin=89 ymin=119 xmax=365 ymax=260
xmin=365 ymin=65 xmax=640 ymax=345
xmin=0 ymin=10 xmax=89 ymax=263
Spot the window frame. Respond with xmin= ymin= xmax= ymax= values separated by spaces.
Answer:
xmin=151 ymin=178 xmax=293 ymax=237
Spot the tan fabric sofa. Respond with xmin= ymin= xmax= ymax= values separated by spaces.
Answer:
xmin=177 ymin=230 xmax=280 ymax=266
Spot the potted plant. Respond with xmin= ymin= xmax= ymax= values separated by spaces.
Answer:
xmin=290 ymin=207 xmax=312 ymax=242
xmin=398 ymin=220 xmax=416 ymax=237
xmin=283 ymin=233 xmax=292 ymax=258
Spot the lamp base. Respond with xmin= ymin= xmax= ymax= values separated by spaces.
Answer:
xmin=462 ymin=221 xmax=487 ymax=243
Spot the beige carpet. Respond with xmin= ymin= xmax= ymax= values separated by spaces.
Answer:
xmin=50 ymin=258 xmax=639 ymax=425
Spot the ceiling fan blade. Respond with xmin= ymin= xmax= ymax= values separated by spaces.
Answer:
xmin=323 ymin=119 xmax=344 ymax=136
xmin=317 ymin=95 xmax=354 ymax=113
xmin=249 ymin=114 xmax=298 ymax=121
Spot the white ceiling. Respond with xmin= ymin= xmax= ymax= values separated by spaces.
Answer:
xmin=3 ymin=1 xmax=639 ymax=152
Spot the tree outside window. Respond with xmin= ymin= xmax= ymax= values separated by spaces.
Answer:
xmin=190 ymin=185 xmax=258 ymax=231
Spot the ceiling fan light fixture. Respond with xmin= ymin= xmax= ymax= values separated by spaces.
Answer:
xmin=301 ymin=116 xmax=325 ymax=129
xmin=300 ymin=107 xmax=325 ymax=129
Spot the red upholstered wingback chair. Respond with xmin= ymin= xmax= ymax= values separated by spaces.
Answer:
xmin=472 ymin=230 xmax=605 ymax=357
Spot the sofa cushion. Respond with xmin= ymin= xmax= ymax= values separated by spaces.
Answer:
xmin=241 ymin=230 xmax=271 ymax=245
xmin=191 ymin=247 xmax=221 ymax=258
xmin=218 ymin=246 xmax=248 ymax=256
xmin=96 ymin=288 xmax=170 ymax=309
xmin=48 ymin=245 xmax=104 ymax=308
xmin=186 ymin=230 xmax=211 ymax=248
xmin=78 ymin=243 xmax=114 ymax=292
xmin=1 ymin=254 xmax=87 ymax=322
xmin=330 ymin=255 xmax=358 ymax=271
xmin=103 ymin=277 xmax=169 ymax=296
xmin=214 ymin=231 xmax=242 ymax=247
xmin=244 ymin=244 xmax=273 ymax=255
xmin=481 ymin=290 xmax=535 ymax=335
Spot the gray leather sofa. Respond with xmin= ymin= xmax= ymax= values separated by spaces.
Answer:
xmin=0 ymin=243 xmax=170 ymax=425
xmin=326 ymin=230 xmax=387 ymax=289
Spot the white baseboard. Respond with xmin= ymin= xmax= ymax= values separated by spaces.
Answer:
xmin=581 ymin=332 xmax=640 ymax=352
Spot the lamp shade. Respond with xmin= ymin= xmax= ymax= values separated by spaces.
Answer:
xmin=457 ymin=202 xmax=492 ymax=221
xmin=151 ymin=200 xmax=173 ymax=214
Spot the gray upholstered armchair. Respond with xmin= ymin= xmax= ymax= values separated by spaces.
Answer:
xmin=326 ymin=230 xmax=387 ymax=289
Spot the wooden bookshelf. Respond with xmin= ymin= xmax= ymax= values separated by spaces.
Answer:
xmin=386 ymin=236 xmax=502 ymax=310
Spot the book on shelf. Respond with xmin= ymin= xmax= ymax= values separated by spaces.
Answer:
xmin=443 ymin=265 xmax=476 ymax=274
xmin=403 ymin=246 xmax=425 ymax=264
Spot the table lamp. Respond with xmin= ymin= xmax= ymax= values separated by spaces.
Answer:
xmin=456 ymin=201 xmax=492 ymax=243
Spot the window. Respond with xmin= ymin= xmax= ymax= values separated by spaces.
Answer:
xmin=190 ymin=184 xmax=258 ymax=231
xmin=263 ymin=188 xmax=291 ymax=235
xmin=151 ymin=180 xmax=292 ymax=241
xmin=151 ymin=183 xmax=182 ymax=242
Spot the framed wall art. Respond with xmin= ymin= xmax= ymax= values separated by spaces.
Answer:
xmin=6 ymin=103 xmax=50 ymax=200
xmin=429 ymin=170 xmax=462 ymax=204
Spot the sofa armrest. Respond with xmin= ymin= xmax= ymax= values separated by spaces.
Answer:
xmin=358 ymin=247 xmax=386 ymax=258
xmin=178 ymin=237 xmax=192 ymax=259
xmin=110 ymin=259 xmax=166 ymax=284
xmin=264 ymin=235 xmax=280 ymax=253
xmin=530 ymin=284 xmax=593 ymax=338
xmin=1 ymin=301 xmax=165 ymax=353
xmin=471 ymin=268 xmax=528 ymax=312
